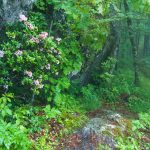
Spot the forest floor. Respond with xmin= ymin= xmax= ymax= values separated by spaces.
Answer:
xmin=29 ymin=101 xmax=150 ymax=150
xmin=56 ymin=102 xmax=150 ymax=150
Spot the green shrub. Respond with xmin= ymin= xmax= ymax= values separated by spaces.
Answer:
xmin=132 ymin=111 xmax=150 ymax=131
xmin=0 ymin=14 xmax=81 ymax=104
xmin=0 ymin=94 xmax=31 ymax=150
xmin=79 ymin=85 xmax=101 ymax=111
xmin=116 ymin=111 xmax=150 ymax=150
xmin=0 ymin=121 xmax=31 ymax=150
xmin=128 ymin=96 xmax=150 ymax=113
xmin=116 ymin=136 xmax=140 ymax=150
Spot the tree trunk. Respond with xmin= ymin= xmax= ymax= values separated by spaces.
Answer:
xmin=110 ymin=39 xmax=120 ymax=74
xmin=143 ymin=35 xmax=150 ymax=56
xmin=79 ymin=4 xmax=120 ymax=86
xmin=123 ymin=0 xmax=140 ymax=86
xmin=143 ymin=15 xmax=150 ymax=56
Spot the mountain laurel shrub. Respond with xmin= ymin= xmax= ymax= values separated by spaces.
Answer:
xmin=0 ymin=14 xmax=81 ymax=104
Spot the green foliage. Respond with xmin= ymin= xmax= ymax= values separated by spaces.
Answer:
xmin=0 ymin=92 xmax=87 ymax=149
xmin=96 ymin=144 xmax=112 ymax=150
xmin=99 ymin=87 xmax=119 ymax=102
xmin=128 ymin=95 xmax=150 ymax=113
xmin=100 ymin=57 xmax=117 ymax=82
xmin=132 ymin=111 xmax=150 ymax=131
xmin=29 ymin=12 xmax=48 ymax=30
xmin=43 ymin=105 xmax=61 ymax=119
xmin=116 ymin=136 xmax=140 ymax=150
xmin=0 ymin=121 xmax=31 ymax=150
xmin=0 ymin=0 xmax=150 ymax=150
xmin=33 ymin=136 xmax=55 ymax=150
xmin=60 ymin=111 xmax=87 ymax=133
xmin=54 ymin=94 xmax=88 ymax=131
xmin=98 ymin=72 xmax=132 ymax=102
xmin=116 ymin=111 xmax=150 ymax=150
xmin=80 ymin=85 xmax=101 ymax=111
xmin=0 ymin=93 xmax=13 ymax=119
xmin=35 ymin=0 xmax=110 ymax=67
xmin=0 ymin=14 xmax=81 ymax=104
xmin=0 ymin=94 xmax=31 ymax=150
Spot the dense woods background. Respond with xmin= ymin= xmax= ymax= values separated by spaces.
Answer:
xmin=0 ymin=0 xmax=150 ymax=149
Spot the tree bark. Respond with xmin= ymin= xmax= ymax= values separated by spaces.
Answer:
xmin=123 ymin=0 xmax=140 ymax=86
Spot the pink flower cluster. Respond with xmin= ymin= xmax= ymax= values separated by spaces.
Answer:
xmin=30 ymin=32 xmax=48 ymax=44
xmin=30 ymin=37 xmax=40 ymax=44
xmin=19 ymin=14 xmax=27 ymax=22
xmin=0 ymin=50 xmax=4 ymax=58
xmin=19 ymin=14 xmax=35 ymax=30
xmin=33 ymin=79 xmax=44 ymax=89
xmin=24 ymin=71 xmax=44 ymax=89
xmin=24 ymin=70 xmax=33 ymax=78
xmin=25 ymin=22 xmax=34 ymax=30
xmin=14 ymin=50 xmax=23 ymax=56
xmin=39 ymin=32 xmax=48 ymax=40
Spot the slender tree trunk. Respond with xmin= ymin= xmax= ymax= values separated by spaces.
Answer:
xmin=110 ymin=39 xmax=120 ymax=74
xmin=143 ymin=35 xmax=150 ymax=56
xmin=143 ymin=15 xmax=150 ymax=56
xmin=124 ymin=0 xmax=140 ymax=86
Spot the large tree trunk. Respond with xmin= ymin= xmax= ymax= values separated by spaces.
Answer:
xmin=124 ymin=0 xmax=140 ymax=86
xmin=79 ymin=4 xmax=120 ymax=86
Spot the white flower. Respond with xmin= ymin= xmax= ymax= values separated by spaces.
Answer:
xmin=55 ymin=72 xmax=59 ymax=75
xmin=34 ymin=80 xmax=40 ymax=86
xmin=14 ymin=50 xmax=23 ymax=56
xmin=53 ymin=50 xmax=58 ymax=53
xmin=39 ymin=48 xmax=44 ymax=52
xmin=45 ymin=64 xmax=51 ymax=70
xmin=24 ymin=71 xmax=33 ymax=78
xmin=19 ymin=14 xmax=27 ymax=22
xmin=38 ymin=84 xmax=44 ymax=89
xmin=4 ymin=85 xmax=8 ymax=89
xmin=0 ymin=50 xmax=4 ymax=58
xmin=50 ymin=36 xmax=54 ymax=40
xmin=51 ymin=47 xmax=54 ymax=50
xmin=56 ymin=37 xmax=62 ymax=42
